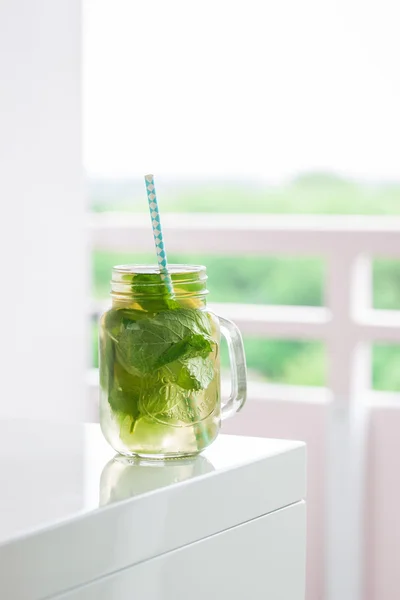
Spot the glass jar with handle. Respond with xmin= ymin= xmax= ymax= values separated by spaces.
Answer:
xmin=99 ymin=264 xmax=247 ymax=458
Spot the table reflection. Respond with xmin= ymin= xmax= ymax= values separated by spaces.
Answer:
xmin=100 ymin=454 xmax=215 ymax=506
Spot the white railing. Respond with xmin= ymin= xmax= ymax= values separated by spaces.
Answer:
xmin=89 ymin=213 xmax=400 ymax=600
xmin=90 ymin=212 xmax=400 ymax=401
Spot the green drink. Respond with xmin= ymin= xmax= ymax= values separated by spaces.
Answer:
xmin=99 ymin=265 xmax=224 ymax=458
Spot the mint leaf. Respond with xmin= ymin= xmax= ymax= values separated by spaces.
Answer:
xmin=102 ymin=309 xmax=144 ymax=380
xmin=99 ymin=340 xmax=115 ymax=392
xmin=108 ymin=388 xmax=140 ymax=422
xmin=114 ymin=361 xmax=142 ymax=395
xmin=158 ymin=309 xmax=213 ymax=340
xmin=119 ymin=308 xmax=148 ymax=323
xmin=99 ymin=310 xmax=123 ymax=392
xmin=116 ymin=319 xmax=176 ymax=373
xmin=137 ymin=377 xmax=183 ymax=419
xmin=104 ymin=309 xmax=125 ymax=338
xmin=105 ymin=308 xmax=217 ymax=429
xmin=131 ymin=273 xmax=180 ymax=313
xmin=175 ymin=356 xmax=215 ymax=391
xmin=161 ymin=355 xmax=215 ymax=391
xmin=111 ymin=360 xmax=183 ymax=422
xmin=116 ymin=308 xmax=214 ymax=374
xmin=107 ymin=361 xmax=142 ymax=424
xmin=154 ymin=333 xmax=211 ymax=369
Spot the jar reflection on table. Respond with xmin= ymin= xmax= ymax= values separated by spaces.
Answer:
xmin=99 ymin=454 xmax=215 ymax=506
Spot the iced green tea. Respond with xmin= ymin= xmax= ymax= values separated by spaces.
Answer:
xmin=99 ymin=265 xmax=221 ymax=458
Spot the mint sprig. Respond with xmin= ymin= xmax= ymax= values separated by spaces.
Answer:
xmin=131 ymin=273 xmax=180 ymax=313
xmin=102 ymin=307 xmax=216 ymax=428
xmin=116 ymin=308 xmax=214 ymax=374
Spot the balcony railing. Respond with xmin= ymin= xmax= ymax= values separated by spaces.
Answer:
xmin=89 ymin=213 xmax=400 ymax=403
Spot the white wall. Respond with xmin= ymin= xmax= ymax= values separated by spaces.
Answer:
xmin=0 ymin=0 xmax=86 ymax=420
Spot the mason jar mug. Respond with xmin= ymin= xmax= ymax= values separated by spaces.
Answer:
xmin=99 ymin=265 xmax=247 ymax=458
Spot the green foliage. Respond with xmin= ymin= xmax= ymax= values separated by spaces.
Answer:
xmin=90 ymin=174 xmax=400 ymax=215
xmin=373 ymin=260 xmax=400 ymax=310
xmin=373 ymin=345 xmax=400 ymax=392
xmin=220 ymin=338 xmax=325 ymax=387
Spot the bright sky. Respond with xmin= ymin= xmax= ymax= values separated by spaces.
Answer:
xmin=83 ymin=0 xmax=400 ymax=182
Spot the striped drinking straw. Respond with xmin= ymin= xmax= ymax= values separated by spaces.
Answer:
xmin=144 ymin=174 xmax=175 ymax=295
xmin=144 ymin=174 xmax=209 ymax=450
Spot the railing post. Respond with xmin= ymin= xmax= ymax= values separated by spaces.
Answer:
xmin=325 ymin=253 xmax=371 ymax=600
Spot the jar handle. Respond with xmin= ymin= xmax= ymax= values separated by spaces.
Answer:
xmin=217 ymin=315 xmax=247 ymax=420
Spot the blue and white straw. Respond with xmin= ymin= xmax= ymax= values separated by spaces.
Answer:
xmin=144 ymin=174 xmax=174 ymax=296
xmin=143 ymin=174 xmax=209 ymax=449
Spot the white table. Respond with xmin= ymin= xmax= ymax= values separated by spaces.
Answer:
xmin=0 ymin=421 xmax=306 ymax=600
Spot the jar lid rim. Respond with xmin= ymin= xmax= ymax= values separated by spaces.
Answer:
xmin=113 ymin=264 xmax=206 ymax=275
